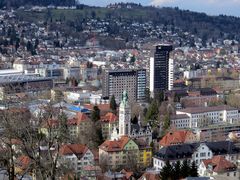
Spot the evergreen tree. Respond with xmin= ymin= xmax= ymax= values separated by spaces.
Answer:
xmin=66 ymin=77 xmax=69 ymax=85
xmin=35 ymin=38 xmax=39 ymax=49
xmin=189 ymin=161 xmax=198 ymax=177
xmin=145 ymin=88 xmax=151 ymax=103
xmin=131 ymin=115 xmax=138 ymax=124
xmin=91 ymin=106 xmax=100 ymax=122
xmin=173 ymin=161 xmax=181 ymax=179
xmin=163 ymin=113 xmax=170 ymax=133
xmin=130 ymin=55 xmax=136 ymax=64
xmin=180 ymin=159 xmax=191 ymax=178
xmin=94 ymin=121 xmax=104 ymax=145
xmin=145 ymin=100 xmax=158 ymax=123
xmin=58 ymin=112 xmax=68 ymax=142
xmin=155 ymin=90 xmax=165 ymax=105
xmin=160 ymin=161 xmax=174 ymax=180
xmin=110 ymin=95 xmax=117 ymax=113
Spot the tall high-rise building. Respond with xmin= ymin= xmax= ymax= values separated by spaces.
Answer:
xmin=102 ymin=69 xmax=146 ymax=103
xmin=150 ymin=44 xmax=173 ymax=97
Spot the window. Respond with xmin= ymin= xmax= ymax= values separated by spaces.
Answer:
xmin=200 ymin=153 xmax=206 ymax=157
xmin=208 ymin=152 xmax=210 ymax=156
xmin=196 ymin=153 xmax=198 ymax=157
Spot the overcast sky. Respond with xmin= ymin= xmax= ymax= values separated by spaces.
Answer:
xmin=79 ymin=0 xmax=240 ymax=17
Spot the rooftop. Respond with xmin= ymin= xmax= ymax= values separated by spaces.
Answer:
xmin=155 ymin=141 xmax=240 ymax=161
xmin=203 ymin=155 xmax=236 ymax=173
xmin=177 ymin=105 xmax=237 ymax=114
xmin=0 ymin=74 xmax=52 ymax=84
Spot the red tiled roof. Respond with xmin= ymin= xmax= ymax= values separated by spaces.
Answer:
xmin=121 ymin=169 xmax=133 ymax=179
xmin=101 ymin=112 xmax=118 ymax=123
xmin=42 ymin=119 xmax=59 ymax=128
xmin=203 ymin=155 xmax=236 ymax=173
xmin=17 ymin=155 xmax=31 ymax=170
xmin=67 ymin=112 xmax=91 ymax=126
xmin=139 ymin=172 xmax=161 ymax=180
xmin=84 ymin=104 xmax=110 ymax=112
xmin=59 ymin=144 xmax=88 ymax=159
xmin=99 ymin=136 xmax=130 ymax=152
xmin=76 ymin=112 xmax=89 ymax=122
xmin=159 ymin=130 xmax=193 ymax=147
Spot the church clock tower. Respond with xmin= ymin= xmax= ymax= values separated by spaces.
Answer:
xmin=119 ymin=90 xmax=131 ymax=136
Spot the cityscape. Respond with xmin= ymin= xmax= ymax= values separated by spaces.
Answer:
xmin=0 ymin=0 xmax=240 ymax=180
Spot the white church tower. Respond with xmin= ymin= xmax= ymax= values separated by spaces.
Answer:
xmin=118 ymin=90 xmax=131 ymax=136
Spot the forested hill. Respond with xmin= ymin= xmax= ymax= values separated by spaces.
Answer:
xmin=11 ymin=2 xmax=240 ymax=41
xmin=0 ymin=0 xmax=76 ymax=8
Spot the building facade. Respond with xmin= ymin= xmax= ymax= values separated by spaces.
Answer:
xmin=102 ymin=69 xmax=146 ymax=103
xmin=153 ymin=141 xmax=240 ymax=171
xmin=59 ymin=144 xmax=95 ymax=172
xmin=198 ymin=155 xmax=239 ymax=179
xmin=173 ymin=105 xmax=239 ymax=128
xmin=150 ymin=44 xmax=173 ymax=97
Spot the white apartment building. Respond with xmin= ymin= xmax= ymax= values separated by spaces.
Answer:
xmin=198 ymin=155 xmax=239 ymax=179
xmin=153 ymin=141 xmax=239 ymax=171
xmin=59 ymin=144 xmax=95 ymax=172
xmin=173 ymin=105 xmax=239 ymax=128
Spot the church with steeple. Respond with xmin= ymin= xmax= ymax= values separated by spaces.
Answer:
xmin=111 ymin=91 xmax=152 ymax=145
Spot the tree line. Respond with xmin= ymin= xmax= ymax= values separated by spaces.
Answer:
xmin=160 ymin=159 xmax=198 ymax=180
xmin=0 ymin=0 xmax=76 ymax=8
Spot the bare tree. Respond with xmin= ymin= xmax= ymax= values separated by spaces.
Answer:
xmin=0 ymin=101 xmax=71 ymax=180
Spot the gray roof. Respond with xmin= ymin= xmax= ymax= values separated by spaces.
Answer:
xmin=0 ymin=75 xmax=52 ymax=84
xmin=177 ymin=105 xmax=237 ymax=114
xmin=154 ymin=141 xmax=240 ymax=161
xmin=171 ymin=114 xmax=190 ymax=120
xmin=131 ymin=123 xmax=151 ymax=134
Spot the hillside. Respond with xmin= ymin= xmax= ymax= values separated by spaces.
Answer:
xmin=0 ymin=0 xmax=76 ymax=8
xmin=15 ymin=3 xmax=240 ymax=43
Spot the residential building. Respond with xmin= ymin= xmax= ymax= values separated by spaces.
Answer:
xmin=67 ymin=112 xmax=94 ymax=139
xmin=80 ymin=64 xmax=98 ymax=81
xmin=63 ymin=66 xmax=80 ymax=80
xmin=35 ymin=67 xmax=64 ymax=79
xmin=101 ymin=170 xmax=133 ymax=180
xmin=150 ymin=44 xmax=173 ymax=97
xmin=159 ymin=130 xmax=199 ymax=148
xmin=15 ymin=155 xmax=36 ymax=180
xmin=153 ymin=141 xmax=240 ymax=171
xmin=175 ymin=105 xmax=239 ymax=128
xmin=170 ymin=114 xmax=191 ymax=129
xmin=100 ymin=112 xmax=118 ymax=139
xmin=195 ymin=123 xmax=240 ymax=142
xmin=80 ymin=165 xmax=102 ymax=179
xmin=186 ymin=77 xmax=240 ymax=91
xmin=198 ymin=156 xmax=239 ymax=179
xmin=102 ymin=69 xmax=146 ymax=103
xmin=59 ymin=144 xmax=95 ymax=172
xmin=138 ymin=171 xmax=161 ymax=180
xmin=99 ymin=136 xmax=139 ymax=170
xmin=99 ymin=136 xmax=152 ymax=170
xmin=136 ymin=139 xmax=152 ymax=167
xmin=41 ymin=112 xmax=94 ymax=140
